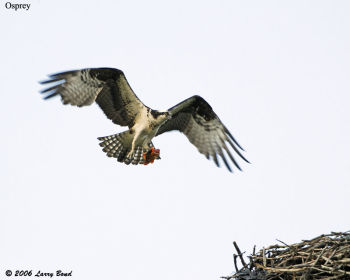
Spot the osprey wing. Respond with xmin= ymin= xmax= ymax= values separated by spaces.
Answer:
xmin=156 ymin=95 xmax=249 ymax=172
xmin=40 ymin=68 xmax=145 ymax=127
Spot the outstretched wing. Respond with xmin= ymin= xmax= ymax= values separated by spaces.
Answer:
xmin=156 ymin=95 xmax=249 ymax=172
xmin=40 ymin=67 xmax=145 ymax=128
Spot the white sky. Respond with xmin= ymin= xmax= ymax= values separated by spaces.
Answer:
xmin=1 ymin=1 xmax=350 ymax=279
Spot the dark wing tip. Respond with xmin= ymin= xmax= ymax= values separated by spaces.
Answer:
xmin=238 ymin=153 xmax=250 ymax=164
xmin=39 ymin=77 xmax=63 ymax=85
xmin=43 ymin=92 xmax=59 ymax=100
xmin=48 ymin=69 xmax=79 ymax=79
xmin=39 ymin=80 xmax=64 ymax=100
xmin=227 ymin=137 xmax=250 ymax=164
xmin=39 ymin=70 xmax=79 ymax=92
xmin=39 ymin=71 xmax=68 ymax=100
xmin=224 ymin=126 xmax=245 ymax=151
xmin=39 ymin=79 xmax=51 ymax=85
xmin=40 ymin=83 xmax=61 ymax=94
xmin=224 ymin=148 xmax=242 ymax=172
xmin=213 ymin=153 xmax=220 ymax=168
xmin=219 ymin=151 xmax=233 ymax=173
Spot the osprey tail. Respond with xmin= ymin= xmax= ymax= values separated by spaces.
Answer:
xmin=98 ymin=131 xmax=160 ymax=165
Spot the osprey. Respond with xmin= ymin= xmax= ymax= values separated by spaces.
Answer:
xmin=40 ymin=67 xmax=248 ymax=172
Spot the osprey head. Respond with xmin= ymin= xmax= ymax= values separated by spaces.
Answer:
xmin=151 ymin=110 xmax=171 ymax=121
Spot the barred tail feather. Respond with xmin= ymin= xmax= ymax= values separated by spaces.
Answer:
xmin=98 ymin=131 xmax=146 ymax=165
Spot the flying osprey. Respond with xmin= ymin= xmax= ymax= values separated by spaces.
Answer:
xmin=40 ymin=67 xmax=248 ymax=172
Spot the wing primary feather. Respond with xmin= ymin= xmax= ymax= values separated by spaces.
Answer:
xmin=218 ymin=150 xmax=232 ymax=172
xmin=222 ymin=143 xmax=242 ymax=171
xmin=39 ymin=84 xmax=62 ymax=94
xmin=212 ymin=153 xmax=220 ymax=167
xmin=49 ymin=70 xmax=78 ymax=78
xmin=43 ymin=91 xmax=59 ymax=100
xmin=39 ymin=78 xmax=63 ymax=84
xmin=227 ymin=138 xmax=250 ymax=164
xmin=225 ymin=126 xmax=245 ymax=151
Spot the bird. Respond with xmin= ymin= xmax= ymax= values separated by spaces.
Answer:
xmin=40 ymin=67 xmax=249 ymax=172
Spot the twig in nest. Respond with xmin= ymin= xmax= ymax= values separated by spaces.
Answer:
xmin=233 ymin=241 xmax=247 ymax=268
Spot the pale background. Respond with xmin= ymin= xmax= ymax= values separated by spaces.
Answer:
xmin=1 ymin=1 xmax=349 ymax=279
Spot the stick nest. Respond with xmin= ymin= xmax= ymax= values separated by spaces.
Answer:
xmin=223 ymin=231 xmax=350 ymax=280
